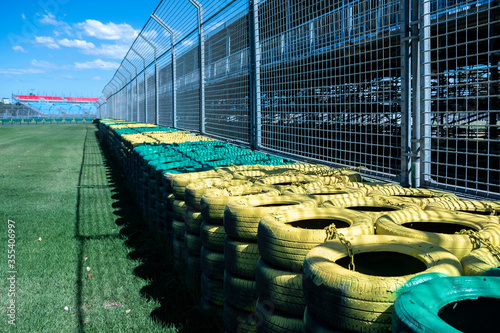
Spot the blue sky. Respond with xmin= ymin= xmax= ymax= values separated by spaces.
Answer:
xmin=0 ymin=0 xmax=160 ymax=99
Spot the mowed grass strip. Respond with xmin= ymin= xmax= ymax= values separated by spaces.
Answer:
xmin=0 ymin=125 xmax=174 ymax=332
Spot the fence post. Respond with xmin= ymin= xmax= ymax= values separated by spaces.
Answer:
xmin=409 ymin=0 xmax=422 ymax=188
xmin=188 ymin=0 xmax=205 ymax=134
xmin=420 ymin=0 xmax=431 ymax=187
xmin=151 ymin=13 xmax=177 ymax=128
xmin=400 ymin=0 xmax=412 ymax=187
xmin=249 ymin=0 xmax=261 ymax=150
xmin=130 ymin=47 xmax=147 ymax=123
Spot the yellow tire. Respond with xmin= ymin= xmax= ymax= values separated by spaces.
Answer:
xmin=323 ymin=195 xmax=421 ymax=224
xmin=184 ymin=208 xmax=203 ymax=234
xmin=201 ymin=246 xmax=225 ymax=280
xmin=255 ymin=258 xmax=305 ymax=317
xmin=200 ymin=186 xmax=281 ymax=224
xmin=172 ymin=219 xmax=185 ymax=240
xmin=224 ymin=270 xmax=258 ymax=312
xmin=367 ymin=187 xmax=458 ymax=208
xmin=302 ymin=235 xmax=463 ymax=332
xmin=376 ymin=210 xmax=500 ymax=259
xmin=201 ymin=273 xmax=225 ymax=306
xmin=185 ymin=179 xmax=252 ymax=210
xmin=460 ymin=248 xmax=500 ymax=276
xmin=282 ymin=185 xmax=366 ymax=205
xmin=258 ymin=208 xmax=373 ymax=270
xmin=200 ymin=221 xmax=226 ymax=252
xmin=185 ymin=231 xmax=202 ymax=255
xmin=255 ymin=298 xmax=304 ymax=333
xmin=224 ymin=195 xmax=317 ymax=241
xmin=223 ymin=302 xmax=257 ymax=333
xmin=425 ymin=199 xmax=500 ymax=222
xmin=224 ymin=237 xmax=260 ymax=279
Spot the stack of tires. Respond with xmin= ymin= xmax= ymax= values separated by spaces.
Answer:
xmin=97 ymin=119 xmax=500 ymax=333
xmin=302 ymin=235 xmax=465 ymax=332
xmin=256 ymin=207 xmax=374 ymax=333
xmin=223 ymin=194 xmax=319 ymax=333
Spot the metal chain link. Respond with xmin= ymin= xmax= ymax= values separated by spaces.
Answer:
xmin=325 ymin=224 xmax=355 ymax=271
xmin=456 ymin=229 xmax=500 ymax=262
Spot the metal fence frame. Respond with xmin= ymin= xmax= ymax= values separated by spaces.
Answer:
xmin=97 ymin=0 xmax=499 ymax=200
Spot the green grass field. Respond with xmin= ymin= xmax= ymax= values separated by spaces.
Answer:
xmin=0 ymin=124 xmax=220 ymax=332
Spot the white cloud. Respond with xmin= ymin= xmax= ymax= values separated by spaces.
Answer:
xmin=81 ymin=44 xmax=129 ymax=59
xmin=59 ymin=75 xmax=74 ymax=79
xmin=31 ymin=60 xmax=58 ymax=69
xmin=38 ymin=12 xmax=62 ymax=25
xmin=77 ymin=19 xmax=138 ymax=41
xmin=31 ymin=60 xmax=72 ymax=71
xmin=58 ymin=38 xmax=95 ymax=50
xmin=21 ymin=14 xmax=26 ymax=19
xmin=0 ymin=68 xmax=45 ymax=75
xmin=91 ymin=76 xmax=106 ymax=81
xmin=12 ymin=46 xmax=27 ymax=53
xmin=74 ymin=59 xmax=119 ymax=70
xmin=34 ymin=36 xmax=60 ymax=49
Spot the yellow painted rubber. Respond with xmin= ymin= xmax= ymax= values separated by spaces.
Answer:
xmin=185 ymin=179 xmax=252 ymax=210
xmin=223 ymin=302 xmax=257 ymax=333
xmin=258 ymin=207 xmax=373 ymax=270
xmin=302 ymin=235 xmax=464 ymax=332
xmin=224 ymin=195 xmax=317 ymax=241
xmin=185 ymin=231 xmax=202 ymax=255
xmin=282 ymin=185 xmax=366 ymax=205
xmin=201 ymin=273 xmax=225 ymax=306
xmin=200 ymin=221 xmax=226 ymax=252
xmin=367 ymin=187 xmax=459 ymax=208
xmin=376 ymin=209 xmax=500 ymax=259
xmin=223 ymin=270 xmax=257 ymax=312
xmin=255 ymin=258 xmax=305 ymax=317
xmin=255 ymin=298 xmax=304 ymax=333
xmin=323 ymin=195 xmax=421 ymax=224
xmin=184 ymin=208 xmax=203 ymax=234
xmin=200 ymin=185 xmax=281 ymax=224
xmin=460 ymin=247 xmax=500 ymax=276
xmin=224 ymin=237 xmax=260 ymax=279
xmin=201 ymin=246 xmax=225 ymax=280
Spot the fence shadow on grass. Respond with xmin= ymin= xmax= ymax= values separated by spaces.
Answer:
xmin=96 ymin=127 xmax=223 ymax=333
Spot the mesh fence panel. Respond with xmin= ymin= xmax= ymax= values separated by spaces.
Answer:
xmin=421 ymin=0 xmax=500 ymax=199
xmin=101 ymin=0 xmax=499 ymax=199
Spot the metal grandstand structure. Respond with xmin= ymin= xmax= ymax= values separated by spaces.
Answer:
xmin=9 ymin=95 xmax=99 ymax=118
xmin=99 ymin=0 xmax=500 ymax=200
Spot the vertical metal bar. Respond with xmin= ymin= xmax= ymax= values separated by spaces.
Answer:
xmin=188 ymin=0 xmax=205 ymax=134
xmin=249 ymin=0 xmax=261 ymax=149
xmin=420 ymin=0 xmax=431 ymax=186
xmin=410 ymin=0 xmax=421 ymax=188
xmin=400 ymin=0 xmax=411 ymax=187
xmin=151 ymin=13 xmax=176 ymax=128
